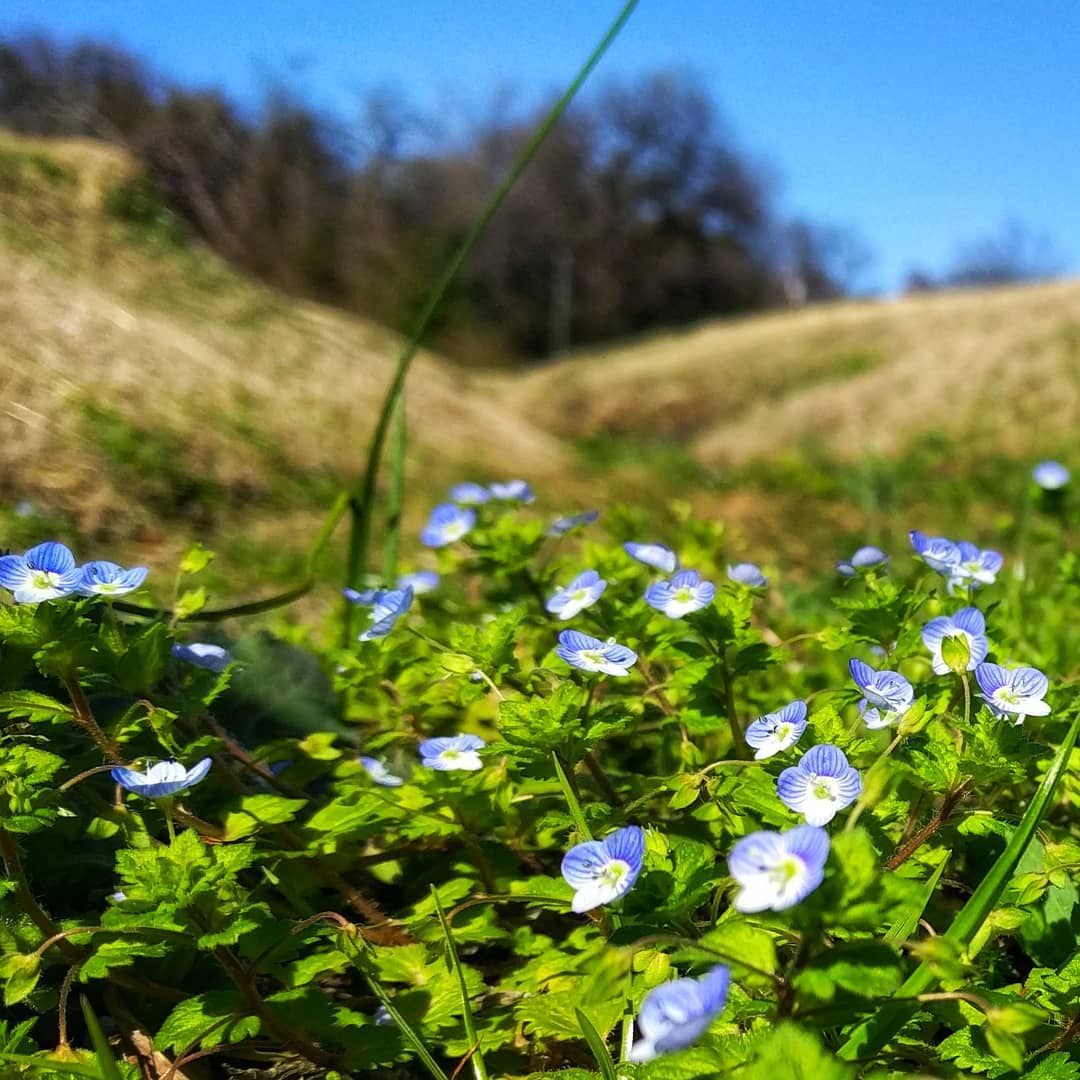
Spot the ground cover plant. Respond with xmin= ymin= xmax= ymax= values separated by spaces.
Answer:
xmin=3 ymin=462 xmax=1080 ymax=1079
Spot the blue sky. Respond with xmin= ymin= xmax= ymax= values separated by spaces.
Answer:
xmin=5 ymin=1 xmax=1079 ymax=291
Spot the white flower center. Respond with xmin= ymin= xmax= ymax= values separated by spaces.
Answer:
xmin=573 ymin=588 xmax=590 ymax=601
xmin=674 ymin=587 xmax=694 ymax=604
xmin=810 ymin=776 xmax=841 ymax=802
xmin=445 ymin=522 xmax=466 ymax=540
xmin=441 ymin=749 xmax=461 ymax=762
xmin=995 ymin=688 xmax=1021 ymax=706
xmin=775 ymin=723 xmax=793 ymax=742
xmin=31 ymin=570 xmax=61 ymax=589
xmin=598 ymin=860 xmax=629 ymax=889
xmin=583 ymin=650 xmax=605 ymax=665
xmin=769 ymin=855 xmax=803 ymax=888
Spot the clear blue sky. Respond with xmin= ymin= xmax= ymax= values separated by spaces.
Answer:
xmin=5 ymin=1 xmax=1079 ymax=290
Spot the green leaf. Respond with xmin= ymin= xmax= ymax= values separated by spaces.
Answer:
xmin=741 ymin=1023 xmax=855 ymax=1079
xmin=155 ymin=991 xmax=259 ymax=1053
xmin=179 ymin=543 xmax=215 ymax=575
xmin=985 ymin=1024 xmax=1025 ymax=1072
xmin=0 ymin=952 xmax=40 ymax=1006
xmin=222 ymin=794 xmax=307 ymax=840
xmin=885 ymin=855 xmax=948 ymax=945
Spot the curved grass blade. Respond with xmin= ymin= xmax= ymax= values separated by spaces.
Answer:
xmin=433 ymin=888 xmax=488 ymax=1080
xmin=341 ymin=0 xmax=641 ymax=642
xmin=884 ymin=855 xmax=948 ymax=946
xmin=575 ymin=1007 xmax=618 ymax=1080
xmin=337 ymin=932 xmax=450 ymax=1080
xmin=838 ymin=706 xmax=1080 ymax=1061
xmin=79 ymin=997 xmax=123 ymax=1080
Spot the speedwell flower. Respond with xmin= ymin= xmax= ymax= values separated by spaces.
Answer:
xmin=922 ymin=607 xmax=988 ymax=674
xmin=111 ymin=757 xmax=212 ymax=799
xmin=727 ymin=825 xmax=830 ymax=912
xmin=727 ymin=562 xmax=767 ymax=588
xmin=745 ymin=700 xmax=807 ymax=760
xmin=356 ymin=588 xmax=413 ymax=641
xmin=556 ymin=629 xmax=637 ymax=676
xmin=359 ymin=756 xmax=404 ymax=787
xmin=645 ymin=569 xmax=716 ymax=618
xmin=418 ymin=734 xmax=485 ymax=771
xmin=975 ymin=663 xmax=1051 ymax=725
xmin=77 ymin=560 xmax=148 ymax=597
xmin=777 ymin=744 xmax=862 ymax=826
xmin=849 ymin=658 xmax=914 ymax=717
xmin=948 ymin=542 xmax=1003 ymax=593
xmin=172 ymin=642 xmax=231 ymax=672
xmin=448 ymin=481 xmax=492 ymax=505
xmin=909 ymin=530 xmax=960 ymax=574
xmin=0 ymin=541 xmax=82 ymax=603
xmin=836 ymin=546 xmax=888 ymax=577
xmin=396 ymin=570 xmax=439 ymax=595
xmin=546 ymin=570 xmax=607 ymax=620
xmin=561 ymin=825 xmax=644 ymax=913
xmin=488 ymin=479 xmax=534 ymax=503
xmin=627 ymin=965 xmax=730 ymax=1064
xmin=420 ymin=504 xmax=476 ymax=547
xmin=547 ymin=510 xmax=599 ymax=536
xmin=624 ymin=541 xmax=678 ymax=573
xmin=1033 ymin=460 xmax=1069 ymax=490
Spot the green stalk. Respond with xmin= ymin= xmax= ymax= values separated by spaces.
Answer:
xmin=838 ymin=707 xmax=1080 ymax=1061
xmin=339 ymin=932 xmax=449 ymax=1080
xmin=341 ymin=0 xmax=640 ymax=643
xmin=433 ymin=889 xmax=488 ymax=1080
xmin=553 ymin=751 xmax=593 ymax=841
xmin=382 ymin=393 xmax=407 ymax=585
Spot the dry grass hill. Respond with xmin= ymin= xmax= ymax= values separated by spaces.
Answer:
xmin=3 ymin=129 xmax=1080 ymax=591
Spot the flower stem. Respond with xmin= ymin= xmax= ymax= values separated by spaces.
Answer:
xmin=553 ymin=751 xmax=593 ymax=841
xmin=61 ymin=671 xmax=120 ymax=763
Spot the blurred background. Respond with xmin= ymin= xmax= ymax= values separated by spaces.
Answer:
xmin=2 ymin=2 xmax=1079 ymax=600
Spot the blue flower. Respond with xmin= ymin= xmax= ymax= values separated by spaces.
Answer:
xmin=547 ymin=510 xmax=599 ymax=536
xmin=172 ymin=642 xmax=231 ymax=672
xmin=777 ymin=744 xmax=862 ymax=826
xmin=396 ymin=570 xmax=439 ymax=595
xmin=948 ymin=542 xmax=1003 ymax=593
xmin=420 ymin=504 xmax=476 ymax=547
xmin=546 ymin=570 xmax=607 ymax=620
xmin=418 ymin=734 xmax=485 ymax=771
xmin=448 ymin=482 xmax=492 ymax=505
xmin=745 ymin=700 xmax=807 ymax=760
xmin=111 ymin=757 xmax=212 ymax=799
xmin=77 ymin=560 xmax=148 ymax=597
xmin=0 ymin=541 xmax=82 ymax=603
xmin=624 ymin=542 xmax=678 ymax=573
xmin=848 ymin=658 xmax=914 ymax=721
xmin=359 ymin=756 xmax=404 ymax=787
xmin=975 ymin=663 xmax=1051 ymax=725
xmin=556 ymin=629 xmax=637 ymax=677
xmin=909 ymin=530 xmax=961 ymax=574
xmin=645 ymin=569 xmax=716 ymax=618
xmin=837 ymin=546 xmax=888 ymax=577
xmin=488 ymin=479 xmax=534 ymax=503
xmin=355 ymin=588 xmax=413 ymax=641
xmin=627 ymin=965 xmax=730 ymax=1063
xmin=1033 ymin=460 xmax=1069 ymax=490
xmin=727 ymin=825 xmax=830 ymax=912
xmin=922 ymin=607 xmax=988 ymax=674
xmin=561 ymin=825 xmax=644 ymax=913
xmin=727 ymin=562 xmax=767 ymax=588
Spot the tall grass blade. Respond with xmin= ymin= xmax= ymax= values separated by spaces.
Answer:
xmin=341 ymin=0 xmax=640 ymax=642
xmin=838 ymin=705 xmax=1080 ymax=1061
xmin=433 ymin=887 xmax=488 ymax=1080
xmin=79 ymin=997 xmax=123 ymax=1080
xmin=338 ymin=933 xmax=450 ymax=1080
xmin=575 ymin=1007 xmax=618 ymax=1080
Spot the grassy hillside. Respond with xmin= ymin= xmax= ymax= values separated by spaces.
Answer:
xmin=0 ymin=131 xmax=569 ymax=596
xmin=4 ymin=129 xmax=1080 ymax=595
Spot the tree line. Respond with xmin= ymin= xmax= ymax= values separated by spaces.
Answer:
xmin=21 ymin=32 xmax=1049 ymax=365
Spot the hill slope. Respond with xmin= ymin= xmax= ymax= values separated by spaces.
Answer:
xmin=500 ymin=281 xmax=1080 ymax=464
xmin=0 ymin=132 xmax=568 ymax=584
